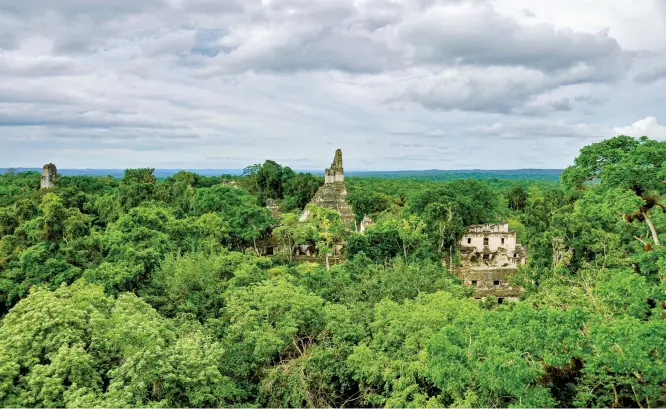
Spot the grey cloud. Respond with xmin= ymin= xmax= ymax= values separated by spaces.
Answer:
xmin=180 ymin=0 xmax=245 ymax=14
xmin=141 ymin=30 xmax=197 ymax=57
xmin=634 ymin=65 xmax=666 ymax=83
xmin=0 ymin=110 xmax=179 ymax=130
xmin=175 ymin=0 xmax=633 ymax=115
xmin=516 ymin=99 xmax=575 ymax=116
xmin=204 ymin=22 xmax=404 ymax=75
xmin=470 ymin=120 xmax=608 ymax=140
xmin=393 ymin=66 xmax=550 ymax=113
xmin=265 ymin=0 xmax=356 ymax=24
xmin=190 ymin=29 xmax=229 ymax=57
xmin=399 ymin=5 xmax=626 ymax=72
xmin=0 ymin=87 xmax=85 ymax=105
xmin=393 ymin=56 xmax=632 ymax=114
xmin=0 ymin=55 xmax=76 ymax=77
xmin=392 ymin=129 xmax=449 ymax=138
xmin=0 ymin=33 xmax=16 ymax=50
xmin=0 ymin=0 xmax=168 ymax=19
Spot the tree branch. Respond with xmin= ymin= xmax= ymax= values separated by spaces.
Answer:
xmin=643 ymin=211 xmax=661 ymax=246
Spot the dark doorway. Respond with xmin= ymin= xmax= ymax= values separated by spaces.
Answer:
xmin=266 ymin=247 xmax=274 ymax=256
xmin=484 ymin=238 xmax=489 ymax=246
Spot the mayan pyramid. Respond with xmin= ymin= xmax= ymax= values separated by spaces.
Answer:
xmin=300 ymin=149 xmax=356 ymax=229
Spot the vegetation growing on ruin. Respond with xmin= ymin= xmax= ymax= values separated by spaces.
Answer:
xmin=1 ymin=135 xmax=665 ymax=408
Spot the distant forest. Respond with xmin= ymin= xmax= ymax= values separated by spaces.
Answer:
xmin=1 ymin=168 xmax=563 ymax=182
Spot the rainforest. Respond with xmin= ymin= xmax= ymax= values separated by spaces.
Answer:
xmin=1 ymin=135 xmax=665 ymax=408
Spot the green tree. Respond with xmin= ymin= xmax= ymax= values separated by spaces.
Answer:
xmin=283 ymin=172 xmax=322 ymax=212
xmin=0 ymin=281 xmax=237 ymax=408
xmin=507 ymin=185 xmax=529 ymax=211
xmin=562 ymin=135 xmax=666 ymax=246
xmin=191 ymin=184 xmax=275 ymax=252
xmin=272 ymin=212 xmax=316 ymax=262
xmin=221 ymin=278 xmax=326 ymax=380
xmin=421 ymin=202 xmax=465 ymax=254
xmin=304 ymin=204 xmax=346 ymax=270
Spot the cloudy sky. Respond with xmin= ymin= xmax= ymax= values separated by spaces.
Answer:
xmin=1 ymin=0 xmax=666 ymax=170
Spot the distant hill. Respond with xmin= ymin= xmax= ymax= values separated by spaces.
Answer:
xmin=2 ymin=168 xmax=563 ymax=182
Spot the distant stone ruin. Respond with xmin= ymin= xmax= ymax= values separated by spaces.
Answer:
xmin=266 ymin=198 xmax=281 ymax=219
xmin=359 ymin=215 xmax=375 ymax=233
xmin=457 ymin=223 xmax=527 ymax=303
xmin=299 ymin=149 xmax=356 ymax=229
xmin=40 ymin=163 xmax=58 ymax=189
xmin=221 ymin=179 xmax=239 ymax=188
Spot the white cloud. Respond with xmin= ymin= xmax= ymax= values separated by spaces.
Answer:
xmin=613 ymin=116 xmax=666 ymax=140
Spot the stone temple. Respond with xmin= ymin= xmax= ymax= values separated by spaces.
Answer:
xmin=457 ymin=223 xmax=527 ymax=303
xmin=40 ymin=163 xmax=58 ymax=189
xmin=299 ymin=149 xmax=356 ymax=229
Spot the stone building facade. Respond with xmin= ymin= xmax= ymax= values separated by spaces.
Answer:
xmin=458 ymin=223 xmax=527 ymax=303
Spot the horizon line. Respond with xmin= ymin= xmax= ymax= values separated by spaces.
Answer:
xmin=3 ymin=167 xmax=565 ymax=172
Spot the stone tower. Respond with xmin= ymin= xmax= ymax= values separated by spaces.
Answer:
xmin=40 ymin=163 xmax=58 ymax=189
xmin=300 ymin=149 xmax=355 ymax=229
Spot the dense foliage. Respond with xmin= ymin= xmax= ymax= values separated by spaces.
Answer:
xmin=1 ymin=136 xmax=665 ymax=408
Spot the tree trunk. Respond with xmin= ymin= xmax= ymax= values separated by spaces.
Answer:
xmin=438 ymin=224 xmax=445 ymax=253
xmin=289 ymin=237 xmax=293 ymax=262
xmin=253 ymin=238 xmax=260 ymax=256
xmin=644 ymin=211 xmax=661 ymax=246
xmin=449 ymin=245 xmax=453 ymax=275
xmin=325 ymin=254 xmax=330 ymax=271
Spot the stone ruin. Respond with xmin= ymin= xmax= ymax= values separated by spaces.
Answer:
xmin=266 ymin=198 xmax=281 ymax=219
xmin=299 ymin=149 xmax=356 ymax=229
xmin=359 ymin=215 xmax=375 ymax=233
xmin=257 ymin=152 xmax=530 ymax=300
xmin=40 ymin=163 xmax=58 ymax=189
xmin=457 ymin=223 xmax=527 ymax=303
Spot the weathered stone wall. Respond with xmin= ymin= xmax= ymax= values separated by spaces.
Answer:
xmin=462 ymin=268 xmax=523 ymax=298
xmin=467 ymin=223 xmax=509 ymax=233
xmin=461 ymin=230 xmax=517 ymax=253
